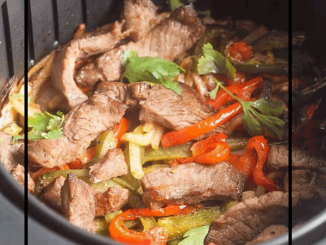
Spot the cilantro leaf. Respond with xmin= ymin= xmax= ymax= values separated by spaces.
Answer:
xmin=179 ymin=225 xmax=210 ymax=245
xmin=12 ymin=134 xmax=24 ymax=143
xmin=209 ymin=78 xmax=220 ymax=99
xmin=197 ymin=43 xmax=236 ymax=80
xmin=28 ymin=111 xmax=64 ymax=140
xmin=212 ymin=78 xmax=286 ymax=139
xmin=121 ymin=51 xmax=185 ymax=95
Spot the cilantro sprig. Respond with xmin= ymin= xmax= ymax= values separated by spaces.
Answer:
xmin=197 ymin=43 xmax=236 ymax=80
xmin=121 ymin=50 xmax=185 ymax=95
xmin=28 ymin=111 xmax=64 ymax=140
xmin=213 ymin=77 xmax=286 ymax=139
xmin=179 ymin=225 xmax=210 ymax=245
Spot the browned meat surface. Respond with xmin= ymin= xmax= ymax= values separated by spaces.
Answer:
xmin=28 ymin=93 xmax=127 ymax=168
xmin=122 ymin=0 xmax=162 ymax=42
xmin=0 ymin=131 xmax=24 ymax=171
xmin=51 ymin=22 xmax=130 ymax=108
xmin=205 ymin=191 xmax=289 ymax=245
xmin=95 ymin=186 xmax=130 ymax=217
xmin=39 ymin=176 xmax=66 ymax=210
xmin=11 ymin=164 xmax=35 ymax=193
xmin=266 ymin=144 xmax=288 ymax=171
xmin=141 ymin=162 xmax=245 ymax=209
xmin=245 ymin=225 xmax=288 ymax=245
xmin=89 ymin=148 xmax=128 ymax=183
xmin=96 ymin=81 xmax=150 ymax=107
xmin=74 ymin=5 xmax=205 ymax=84
xmin=292 ymin=147 xmax=326 ymax=171
xmin=284 ymin=170 xmax=326 ymax=200
xmin=61 ymin=174 xmax=96 ymax=232
xmin=139 ymin=83 xmax=214 ymax=130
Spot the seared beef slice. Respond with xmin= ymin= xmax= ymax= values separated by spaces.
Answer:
xmin=51 ymin=22 xmax=129 ymax=108
xmin=74 ymin=5 xmax=205 ymax=83
xmin=139 ymin=83 xmax=214 ymax=130
xmin=0 ymin=131 xmax=24 ymax=171
xmin=95 ymin=186 xmax=130 ymax=217
xmin=122 ymin=0 xmax=161 ymax=41
xmin=205 ymin=191 xmax=288 ymax=245
xmin=40 ymin=176 xmax=66 ymax=210
xmin=89 ymin=148 xmax=128 ymax=183
xmin=28 ymin=93 xmax=127 ymax=168
xmin=141 ymin=162 xmax=245 ymax=209
xmin=61 ymin=174 xmax=96 ymax=232
xmin=11 ymin=164 xmax=35 ymax=193
xmin=284 ymin=170 xmax=326 ymax=199
xmin=246 ymin=225 xmax=288 ymax=245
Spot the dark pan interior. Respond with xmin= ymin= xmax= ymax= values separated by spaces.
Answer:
xmin=0 ymin=0 xmax=325 ymax=244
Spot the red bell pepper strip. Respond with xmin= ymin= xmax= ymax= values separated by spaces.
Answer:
xmin=233 ymin=136 xmax=278 ymax=192
xmin=206 ymin=76 xmax=263 ymax=110
xmin=171 ymin=133 xmax=229 ymax=166
xmin=191 ymin=133 xmax=228 ymax=157
xmin=227 ymin=41 xmax=253 ymax=62
xmin=109 ymin=205 xmax=195 ymax=245
xmin=193 ymin=141 xmax=230 ymax=164
xmin=161 ymin=102 xmax=243 ymax=148
xmin=113 ymin=117 xmax=129 ymax=147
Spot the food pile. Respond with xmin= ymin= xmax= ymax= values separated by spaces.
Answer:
xmin=0 ymin=0 xmax=325 ymax=244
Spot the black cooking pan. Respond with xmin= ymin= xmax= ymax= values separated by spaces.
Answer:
xmin=0 ymin=0 xmax=326 ymax=244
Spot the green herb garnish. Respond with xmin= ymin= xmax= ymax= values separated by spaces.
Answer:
xmin=28 ymin=111 xmax=64 ymax=140
xmin=213 ymin=78 xmax=286 ymax=139
xmin=197 ymin=43 xmax=236 ymax=80
xmin=179 ymin=225 xmax=210 ymax=245
xmin=121 ymin=50 xmax=185 ymax=95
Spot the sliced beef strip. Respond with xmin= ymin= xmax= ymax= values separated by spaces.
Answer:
xmin=61 ymin=174 xmax=96 ymax=233
xmin=122 ymin=0 xmax=164 ymax=42
xmin=245 ymin=225 xmax=288 ymax=245
xmin=0 ymin=131 xmax=24 ymax=171
xmin=74 ymin=5 xmax=205 ymax=84
xmin=95 ymin=81 xmax=151 ymax=108
xmin=95 ymin=186 xmax=130 ymax=217
xmin=266 ymin=144 xmax=288 ymax=171
xmin=28 ymin=93 xmax=127 ymax=168
xmin=139 ymin=83 xmax=215 ymax=130
xmin=39 ymin=176 xmax=66 ymax=210
xmin=51 ymin=21 xmax=130 ymax=108
xmin=89 ymin=148 xmax=128 ymax=183
xmin=292 ymin=146 xmax=326 ymax=171
xmin=268 ymin=145 xmax=326 ymax=171
xmin=284 ymin=170 xmax=326 ymax=200
xmin=205 ymin=191 xmax=289 ymax=245
xmin=141 ymin=162 xmax=245 ymax=209
xmin=11 ymin=164 xmax=35 ymax=193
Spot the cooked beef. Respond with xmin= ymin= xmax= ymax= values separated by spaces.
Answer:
xmin=122 ymin=0 xmax=162 ymax=42
xmin=61 ymin=174 xmax=96 ymax=232
xmin=11 ymin=164 xmax=35 ymax=193
xmin=39 ymin=176 xmax=66 ymax=210
xmin=266 ymin=144 xmax=288 ymax=171
xmin=245 ymin=225 xmax=288 ymax=245
xmin=95 ymin=186 xmax=130 ymax=217
xmin=205 ymin=191 xmax=289 ymax=245
xmin=28 ymin=93 xmax=127 ymax=168
xmin=141 ymin=162 xmax=245 ymax=209
xmin=292 ymin=146 xmax=326 ymax=171
xmin=51 ymin=22 xmax=130 ymax=108
xmin=284 ymin=170 xmax=326 ymax=200
xmin=139 ymin=83 xmax=214 ymax=130
xmin=96 ymin=81 xmax=151 ymax=107
xmin=0 ymin=131 xmax=24 ymax=171
xmin=74 ymin=5 xmax=205 ymax=84
xmin=89 ymin=148 xmax=128 ymax=183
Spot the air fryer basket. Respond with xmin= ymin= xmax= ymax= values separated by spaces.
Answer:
xmin=0 ymin=0 xmax=324 ymax=244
